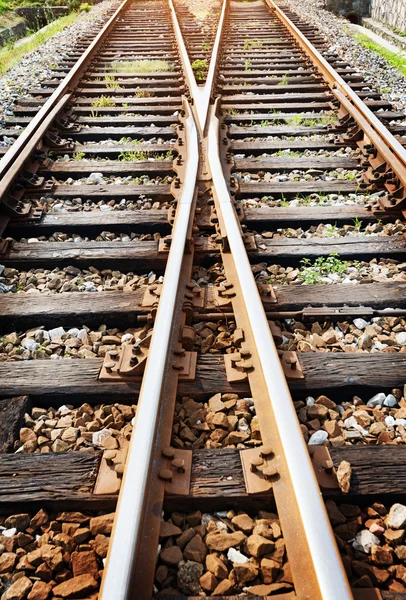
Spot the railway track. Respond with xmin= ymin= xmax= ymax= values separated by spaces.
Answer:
xmin=0 ymin=0 xmax=406 ymax=598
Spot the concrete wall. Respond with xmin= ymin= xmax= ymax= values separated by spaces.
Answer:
xmin=0 ymin=6 xmax=68 ymax=47
xmin=326 ymin=0 xmax=406 ymax=31
xmin=325 ymin=0 xmax=370 ymax=22
xmin=371 ymin=0 xmax=406 ymax=32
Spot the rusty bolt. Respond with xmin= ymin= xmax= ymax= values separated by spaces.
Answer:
xmin=321 ymin=460 xmax=334 ymax=473
xmin=171 ymin=458 xmax=185 ymax=473
xmin=115 ymin=464 xmax=125 ymax=476
xmin=263 ymin=466 xmax=278 ymax=480
xmin=104 ymin=361 xmax=116 ymax=372
xmin=285 ymin=354 xmax=297 ymax=370
xmin=250 ymin=456 xmax=264 ymax=472
xmin=104 ymin=450 xmax=117 ymax=462
xmin=239 ymin=349 xmax=251 ymax=358
xmin=162 ymin=447 xmax=176 ymax=459
xmin=172 ymin=361 xmax=184 ymax=371
xmin=159 ymin=469 xmax=173 ymax=482
xmin=260 ymin=446 xmax=273 ymax=458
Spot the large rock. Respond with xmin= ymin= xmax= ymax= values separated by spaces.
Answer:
xmin=233 ymin=561 xmax=258 ymax=583
xmin=71 ymin=550 xmax=99 ymax=577
xmin=183 ymin=534 xmax=207 ymax=563
xmin=27 ymin=581 xmax=53 ymax=600
xmin=245 ymin=534 xmax=275 ymax=557
xmin=205 ymin=530 xmax=246 ymax=551
xmin=386 ymin=504 xmax=406 ymax=530
xmin=89 ymin=512 xmax=114 ymax=535
xmin=2 ymin=576 xmax=33 ymax=600
xmin=206 ymin=553 xmax=228 ymax=578
xmin=0 ymin=552 xmax=16 ymax=574
xmin=177 ymin=560 xmax=203 ymax=595
xmin=52 ymin=574 xmax=98 ymax=598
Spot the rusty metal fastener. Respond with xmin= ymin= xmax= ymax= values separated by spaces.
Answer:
xmin=162 ymin=447 xmax=176 ymax=458
xmin=104 ymin=361 xmax=116 ymax=372
xmin=172 ymin=361 xmax=184 ymax=370
xmin=171 ymin=458 xmax=185 ymax=473
xmin=321 ymin=460 xmax=334 ymax=473
xmin=250 ymin=457 xmax=264 ymax=472
xmin=159 ymin=469 xmax=173 ymax=482
xmin=263 ymin=466 xmax=278 ymax=480
xmin=260 ymin=446 xmax=273 ymax=457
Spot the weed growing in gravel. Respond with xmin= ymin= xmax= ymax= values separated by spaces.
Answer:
xmin=243 ymin=39 xmax=262 ymax=50
xmin=110 ymin=59 xmax=173 ymax=73
xmin=92 ymin=96 xmax=116 ymax=107
xmin=73 ymin=151 xmax=85 ymax=161
xmin=278 ymin=73 xmax=289 ymax=86
xmin=104 ymin=75 xmax=121 ymax=90
xmin=202 ymin=42 xmax=210 ymax=52
xmin=244 ymin=59 xmax=252 ymax=71
xmin=135 ymin=88 xmax=154 ymax=98
xmin=298 ymin=253 xmax=353 ymax=284
xmin=353 ymin=217 xmax=362 ymax=231
xmin=354 ymin=33 xmax=406 ymax=77
xmin=192 ymin=58 xmax=208 ymax=81
xmin=285 ymin=114 xmax=336 ymax=127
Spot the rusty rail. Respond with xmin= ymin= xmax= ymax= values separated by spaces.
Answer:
xmin=0 ymin=0 xmax=132 ymax=202
xmin=265 ymin=0 xmax=406 ymax=209
xmin=98 ymin=98 xmax=198 ymax=600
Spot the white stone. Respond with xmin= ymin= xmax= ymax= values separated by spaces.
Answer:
xmin=68 ymin=328 xmax=81 ymax=337
xmin=2 ymin=528 xmax=17 ymax=537
xmin=92 ymin=429 xmax=113 ymax=447
xmin=48 ymin=327 xmax=66 ymax=340
xmin=353 ymin=318 xmax=369 ymax=330
xmin=386 ymin=504 xmax=406 ymax=529
xmin=353 ymin=529 xmax=380 ymax=554
xmin=121 ymin=333 xmax=134 ymax=343
xmin=306 ymin=396 xmax=315 ymax=406
xmin=77 ymin=329 xmax=88 ymax=341
xmin=87 ymin=172 xmax=104 ymax=184
xmin=21 ymin=338 xmax=40 ymax=352
xmin=396 ymin=332 xmax=406 ymax=346
xmin=308 ymin=430 xmax=328 ymax=445
xmin=227 ymin=548 xmax=249 ymax=564
xmin=367 ymin=392 xmax=386 ymax=407
xmin=384 ymin=394 xmax=398 ymax=408
xmin=385 ymin=416 xmax=396 ymax=428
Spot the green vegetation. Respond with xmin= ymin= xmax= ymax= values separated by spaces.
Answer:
xmin=244 ymin=59 xmax=251 ymax=71
xmin=354 ymin=32 xmax=406 ymax=77
xmin=278 ymin=73 xmax=289 ymax=86
xmin=73 ymin=151 xmax=85 ymax=161
xmin=202 ymin=42 xmax=210 ymax=52
xmin=118 ymin=149 xmax=173 ymax=162
xmin=135 ymin=88 xmax=154 ymax=98
xmin=243 ymin=39 xmax=262 ymax=50
xmin=104 ymin=75 xmax=121 ymax=90
xmin=285 ymin=114 xmax=336 ymax=127
xmin=0 ymin=11 xmax=79 ymax=74
xmin=191 ymin=58 xmax=208 ymax=81
xmin=92 ymin=95 xmax=116 ymax=107
xmin=110 ymin=59 xmax=173 ymax=73
xmin=298 ymin=253 xmax=354 ymax=284
xmin=353 ymin=216 xmax=362 ymax=231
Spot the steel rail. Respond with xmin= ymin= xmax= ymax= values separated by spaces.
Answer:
xmin=168 ymin=0 xmax=227 ymax=134
xmin=0 ymin=0 xmax=131 ymax=200
xmin=207 ymin=99 xmax=353 ymax=600
xmin=265 ymin=0 xmax=406 ymax=190
xmin=98 ymin=99 xmax=198 ymax=600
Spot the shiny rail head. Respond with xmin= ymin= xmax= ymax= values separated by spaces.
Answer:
xmin=98 ymin=97 xmax=198 ymax=600
xmin=207 ymin=97 xmax=353 ymax=600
